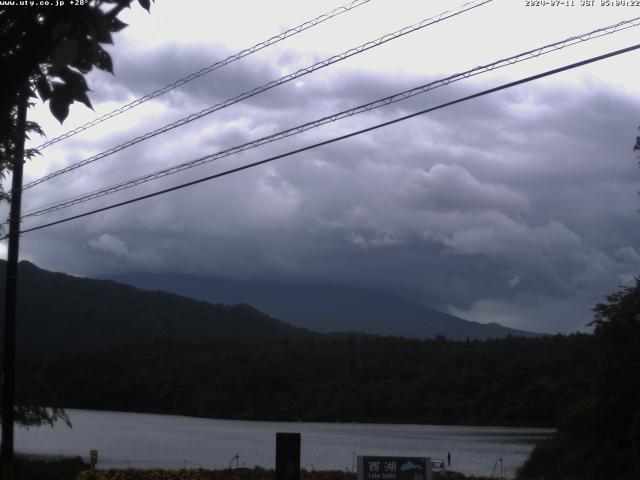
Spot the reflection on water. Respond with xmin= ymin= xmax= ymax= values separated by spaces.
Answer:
xmin=16 ymin=409 xmax=553 ymax=478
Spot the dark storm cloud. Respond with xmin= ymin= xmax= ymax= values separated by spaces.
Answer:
xmin=90 ymin=42 xmax=312 ymax=109
xmin=90 ymin=40 xmax=439 ymax=117
xmin=90 ymin=43 xmax=276 ymax=102
xmin=18 ymin=38 xmax=640 ymax=334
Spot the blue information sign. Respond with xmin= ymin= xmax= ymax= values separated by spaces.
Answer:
xmin=357 ymin=456 xmax=432 ymax=480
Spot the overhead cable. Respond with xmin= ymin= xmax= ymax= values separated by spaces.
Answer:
xmin=23 ymin=0 xmax=493 ymax=190
xmin=14 ymin=42 xmax=640 ymax=237
xmin=21 ymin=16 xmax=640 ymax=219
xmin=32 ymin=0 xmax=373 ymax=152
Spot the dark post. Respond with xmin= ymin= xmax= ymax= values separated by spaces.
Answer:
xmin=1 ymin=85 xmax=29 ymax=480
xmin=276 ymin=432 xmax=301 ymax=480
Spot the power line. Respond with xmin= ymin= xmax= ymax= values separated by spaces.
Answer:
xmin=20 ymin=16 xmax=640 ymax=219
xmin=32 ymin=0 xmax=373 ymax=152
xmin=14 ymin=42 xmax=640 ymax=238
xmin=23 ymin=0 xmax=493 ymax=190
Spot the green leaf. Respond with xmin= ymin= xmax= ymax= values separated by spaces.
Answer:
xmin=26 ymin=121 xmax=45 ymax=137
xmin=72 ymin=38 xmax=96 ymax=74
xmin=36 ymin=76 xmax=52 ymax=101
xmin=73 ymin=89 xmax=93 ymax=110
xmin=72 ymin=56 xmax=94 ymax=74
xmin=49 ymin=94 xmax=70 ymax=123
xmin=25 ymin=148 xmax=42 ymax=160
xmin=93 ymin=11 xmax=113 ymax=44
xmin=110 ymin=16 xmax=128 ymax=32
xmin=51 ymin=38 xmax=78 ymax=74
xmin=94 ymin=47 xmax=113 ymax=74
xmin=60 ymin=67 xmax=89 ymax=92
xmin=51 ymin=21 xmax=72 ymax=40
xmin=59 ymin=68 xmax=93 ymax=110
xmin=49 ymin=84 xmax=74 ymax=123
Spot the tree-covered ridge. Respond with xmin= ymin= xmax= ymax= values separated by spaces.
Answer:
xmin=0 ymin=261 xmax=316 ymax=351
xmin=0 ymin=260 xmax=539 ymax=352
xmin=19 ymin=334 xmax=595 ymax=427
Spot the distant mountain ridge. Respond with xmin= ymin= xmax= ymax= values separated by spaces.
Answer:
xmin=0 ymin=261 xmax=315 ymax=351
xmin=110 ymin=272 xmax=540 ymax=340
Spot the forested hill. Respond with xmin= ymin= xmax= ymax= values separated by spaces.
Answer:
xmin=0 ymin=260 xmax=537 ymax=353
xmin=20 ymin=334 xmax=596 ymax=427
xmin=110 ymin=272 xmax=539 ymax=340
xmin=0 ymin=260 xmax=315 ymax=351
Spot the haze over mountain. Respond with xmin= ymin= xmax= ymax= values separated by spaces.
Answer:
xmin=111 ymin=273 xmax=541 ymax=340
xmin=0 ymin=261 xmax=313 ymax=351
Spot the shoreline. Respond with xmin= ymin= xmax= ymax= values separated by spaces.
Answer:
xmin=40 ymin=406 xmax=558 ymax=430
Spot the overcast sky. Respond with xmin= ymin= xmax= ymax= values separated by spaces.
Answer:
xmin=3 ymin=0 xmax=640 ymax=334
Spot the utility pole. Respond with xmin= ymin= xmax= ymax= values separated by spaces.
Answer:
xmin=1 ymin=84 xmax=29 ymax=480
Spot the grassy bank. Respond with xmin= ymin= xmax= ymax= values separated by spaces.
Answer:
xmin=74 ymin=468 xmax=492 ymax=480
xmin=15 ymin=455 xmax=88 ymax=480
xmin=13 ymin=457 xmax=493 ymax=480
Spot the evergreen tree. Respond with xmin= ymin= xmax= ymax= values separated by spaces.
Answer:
xmin=519 ymin=279 xmax=640 ymax=479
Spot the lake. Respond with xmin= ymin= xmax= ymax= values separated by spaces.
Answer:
xmin=16 ymin=409 xmax=553 ymax=478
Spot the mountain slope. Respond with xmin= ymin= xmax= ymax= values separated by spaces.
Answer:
xmin=110 ymin=273 xmax=540 ymax=340
xmin=0 ymin=261 xmax=314 ymax=351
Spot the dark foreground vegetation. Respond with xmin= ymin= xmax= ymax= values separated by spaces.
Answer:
xmin=74 ymin=467 xmax=486 ymax=480
xmin=17 ymin=334 xmax=595 ymax=427
xmin=517 ymin=279 xmax=640 ymax=480
xmin=15 ymin=455 xmax=88 ymax=480
xmin=13 ymin=459 xmax=488 ymax=480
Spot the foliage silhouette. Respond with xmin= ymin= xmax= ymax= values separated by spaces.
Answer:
xmin=0 ymin=0 xmax=152 ymax=199
xmin=519 ymin=279 xmax=640 ymax=479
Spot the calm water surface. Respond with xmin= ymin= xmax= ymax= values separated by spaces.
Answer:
xmin=16 ymin=409 xmax=553 ymax=478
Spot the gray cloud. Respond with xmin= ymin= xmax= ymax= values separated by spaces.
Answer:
xmin=15 ymin=39 xmax=640 ymax=335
